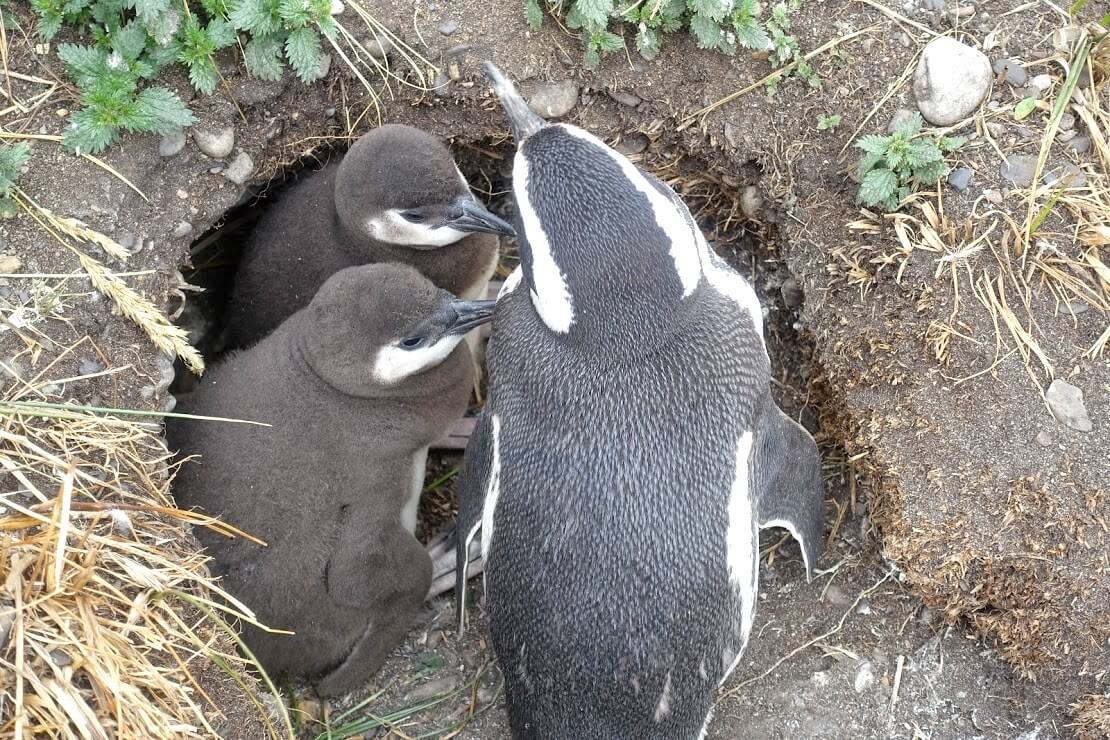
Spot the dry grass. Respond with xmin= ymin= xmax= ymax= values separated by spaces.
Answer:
xmin=0 ymin=401 xmax=291 ymax=739
xmin=1073 ymin=693 xmax=1110 ymax=740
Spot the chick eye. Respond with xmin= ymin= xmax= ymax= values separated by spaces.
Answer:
xmin=400 ymin=211 xmax=426 ymax=223
xmin=400 ymin=336 xmax=425 ymax=349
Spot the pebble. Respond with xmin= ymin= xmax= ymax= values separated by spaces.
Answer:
xmin=1029 ymin=74 xmax=1053 ymax=96
xmin=780 ymin=277 xmax=804 ymax=309
xmin=527 ymin=80 xmax=579 ymax=118
xmin=1042 ymin=162 xmax=1086 ymax=188
xmin=223 ymin=151 xmax=254 ymax=185
xmin=887 ymin=108 xmax=917 ymax=134
xmin=407 ymin=676 xmax=458 ymax=701
xmin=192 ymin=126 xmax=235 ymax=159
xmin=324 ymin=107 xmax=336 ymax=118
xmin=432 ymin=69 xmax=451 ymax=97
xmin=615 ymin=133 xmax=649 ymax=156
xmin=986 ymin=121 xmax=1007 ymax=139
xmin=0 ymin=254 xmax=21 ymax=273
xmin=947 ymin=167 xmax=973 ymax=191
xmin=447 ymin=61 xmax=461 ymax=81
xmin=176 ymin=189 xmax=188 ymax=199
xmin=367 ymin=38 xmax=393 ymax=61
xmin=984 ymin=188 xmax=1003 ymax=204
xmin=172 ymin=221 xmax=193 ymax=239
xmin=740 ymin=185 xmax=763 ymax=219
xmin=314 ymin=52 xmax=332 ymax=80
xmin=914 ymin=36 xmax=992 ymax=125
xmin=159 ymin=130 xmax=187 ymax=157
xmin=1057 ymin=128 xmax=1077 ymax=143
xmin=853 ymin=661 xmax=876 ymax=693
xmin=78 ymin=358 xmax=104 ymax=376
xmin=1059 ymin=112 xmax=1075 ymax=130
xmin=438 ymin=19 xmax=458 ymax=35
xmin=41 ymin=382 xmax=62 ymax=396
xmin=1067 ymin=136 xmax=1091 ymax=155
xmin=476 ymin=686 xmax=496 ymax=705
xmin=921 ymin=0 xmax=944 ymax=9
xmin=992 ymin=58 xmax=1027 ymax=86
xmin=1034 ymin=430 xmax=1053 ymax=447
xmin=823 ymin=584 xmax=852 ymax=606
xmin=1000 ymin=154 xmax=1038 ymax=187
xmin=1045 ymin=379 xmax=1092 ymax=432
xmin=609 ymin=90 xmax=641 ymax=107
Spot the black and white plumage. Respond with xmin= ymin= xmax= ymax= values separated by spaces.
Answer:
xmin=224 ymin=124 xmax=513 ymax=348
xmin=167 ymin=263 xmax=495 ymax=697
xmin=454 ymin=63 xmax=825 ymax=739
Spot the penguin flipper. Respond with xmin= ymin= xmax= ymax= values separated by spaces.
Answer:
xmin=753 ymin=403 xmax=825 ymax=579
xmin=454 ymin=411 xmax=494 ymax=632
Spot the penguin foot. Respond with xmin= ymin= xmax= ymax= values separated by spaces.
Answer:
xmin=424 ymin=526 xmax=483 ymax=600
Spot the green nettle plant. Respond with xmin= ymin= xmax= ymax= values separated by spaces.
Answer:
xmin=30 ymin=0 xmax=336 ymax=154
xmin=855 ymin=113 xmax=966 ymax=212
xmin=525 ymin=0 xmax=808 ymax=68
xmin=0 ymin=142 xmax=31 ymax=216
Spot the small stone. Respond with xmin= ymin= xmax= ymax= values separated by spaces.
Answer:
xmin=176 ymin=189 xmax=189 ymax=200
xmin=78 ymin=358 xmax=104 ymax=376
xmin=986 ymin=121 xmax=1007 ymax=139
xmin=527 ymin=80 xmax=579 ymax=118
xmin=887 ymin=108 xmax=917 ymax=134
xmin=159 ymin=130 xmax=187 ymax=157
xmin=209 ymin=165 xmax=225 ymax=175
xmin=432 ymin=70 xmax=451 ymax=97
xmin=438 ymin=19 xmax=458 ymax=35
xmin=1045 ymin=379 xmax=1092 ymax=432
xmin=407 ymin=676 xmax=458 ymax=701
xmin=447 ymin=61 xmax=461 ymax=81
xmin=740 ymin=185 xmax=762 ymax=219
xmin=984 ymin=188 xmax=1003 ymax=204
xmin=1058 ymin=128 xmax=1077 ymax=143
xmin=1042 ymin=162 xmax=1087 ymax=188
xmin=1034 ymin=430 xmax=1053 ymax=447
xmin=192 ymin=126 xmax=235 ymax=159
xmin=330 ymin=0 xmax=343 ymax=14
xmin=223 ymin=151 xmax=254 ymax=185
xmin=476 ymin=686 xmax=496 ymax=704
xmin=41 ymin=383 xmax=62 ymax=396
xmin=914 ymin=36 xmax=992 ymax=125
xmin=614 ymin=133 xmax=649 ymax=156
xmin=1059 ymin=112 xmax=1076 ymax=130
xmin=367 ymin=38 xmax=394 ymax=61
xmin=853 ymin=661 xmax=876 ymax=693
xmin=1067 ymin=136 xmax=1091 ymax=155
xmin=1029 ymin=74 xmax=1053 ymax=95
xmin=992 ymin=57 xmax=1027 ymax=86
xmin=609 ymin=90 xmax=641 ymax=107
xmin=324 ymin=107 xmax=336 ymax=118
xmin=1000 ymin=155 xmax=1038 ymax=187
xmin=922 ymin=0 xmax=944 ymax=9
xmin=824 ymin=584 xmax=851 ymax=606
xmin=314 ymin=52 xmax=332 ymax=80
xmin=0 ymin=254 xmax=21 ymax=273
xmin=172 ymin=221 xmax=194 ymax=239
xmin=780 ymin=277 xmax=803 ymax=309
xmin=947 ymin=167 xmax=973 ymax=192
xmin=425 ymin=629 xmax=445 ymax=648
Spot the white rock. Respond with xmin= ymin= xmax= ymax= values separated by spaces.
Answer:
xmin=527 ymin=80 xmax=579 ymax=118
xmin=853 ymin=661 xmax=876 ymax=693
xmin=223 ymin=151 xmax=254 ymax=185
xmin=192 ymin=126 xmax=235 ymax=159
xmin=1046 ymin=379 xmax=1092 ymax=432
xmin=913 ymin=36 xmax=992 ymax=125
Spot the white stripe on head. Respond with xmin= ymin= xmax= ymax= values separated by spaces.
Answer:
xmin=365 ymin=210 xmax=468 ymax=248
xmin=372 ymin=335 xmax=463 ymax=385
xmin=724 ymin=430 xmax=757 ymax=680
xmin=559 ymin=124 xmax=702 ymax=297
xmin=515 ymin=151 xmax=575 ymax=332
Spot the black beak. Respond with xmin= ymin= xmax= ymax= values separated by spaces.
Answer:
xmin=448 ymin=199 xmax=515 ymax=237
xmin=483 ymin=61 xmax=546 ymax=142
xmin=445 ymin=299 xmax=497 ymax=336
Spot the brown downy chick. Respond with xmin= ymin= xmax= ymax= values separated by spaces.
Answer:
xmin=224 ymin=124 xmax=513 ymax=349
xmin=167 ymin=263 xmax=495 ymax=697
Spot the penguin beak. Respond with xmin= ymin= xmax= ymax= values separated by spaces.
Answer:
xmin=445 ymin=299 xmax=497 ymax=336
xmin=482 ymin=61 xmax=546 ymax=142
xmin=447 ymin=199 xmax=516 ymax=238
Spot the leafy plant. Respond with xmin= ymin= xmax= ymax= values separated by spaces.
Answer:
xmin=854 ymin=113 xmax=966 ymax=212
xmin=0 ymin=142 xmax=31 ymax=215
xmin=817 ymin=113 xmax=841 ymax=130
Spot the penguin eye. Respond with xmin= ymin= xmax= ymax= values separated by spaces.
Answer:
xmin=399 ymin=336 xmax=425 ymax=349
xmin=400 ymin=211 xmax=426 ymax=224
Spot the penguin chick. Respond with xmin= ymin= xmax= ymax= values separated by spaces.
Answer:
xmin=167 ymin=263 xmax=495 ymax=697
xmin=223 ymin=124 xmax=513 ymax=348
xmin=454 ymin=63 xmax=826 ymax=739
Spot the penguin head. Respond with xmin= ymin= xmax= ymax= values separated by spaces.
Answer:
xmin=298 ymin=263 xmax=495 ymax=396
xmin=335 ymin=124 xmax=515 ymax=250
xmin=484 ymin=63 xmax=705 ymax=351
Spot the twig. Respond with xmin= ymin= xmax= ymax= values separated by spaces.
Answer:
xmin=855 ymin=0 xmax=942 ymax=37
xmin=890 ymin=654 xmax=906 ymax=714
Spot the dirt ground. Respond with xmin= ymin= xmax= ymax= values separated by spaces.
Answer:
xmin=1 ymin=0 xmax=1107 ymax=736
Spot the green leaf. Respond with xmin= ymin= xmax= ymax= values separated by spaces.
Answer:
xmin=913 ymin=159 xmax=948 ymax=185
xmin=689 ymin=0 xmax=729 ymax=22
xmin=855 ymin=133 xmax=889 ymax=156
xmin=592 ymin=29 xmax=624 ymax=53
xmin=230 ymin=0 xmax=281 ymax=35
xmin=857 ymin=150 xmax=883 ymax=179
xmin=1013 ymin=96 xmax=1037 ymax=120
xmin=859 ymin=167 xmax=897 ymax=206
xmin=906 ymin=140 xmax=942 ymax=168
xmin=817 ymin=113 xmax=841 ymax=130
xmin=0 ymin=196 xmax=17 ymax=219
xmin=132 ymin=0 xmax=170 ymax=26
xmin=128 ymin=86 xmax=195 ymax=133
xmin=144 ymin=7 xmax=181 ymax=45
xmin=285 ymin=26 xmax=321 ymax=83
xmin=733 ymin=14 xmax=768 ymax=50
xmin=525 ymin=0 xmax=543 ymax=30
xmin=244 ymin=34 xmax=284 ymax=80
xmin=187 ymin=59 xmax=220 ymax=95
xmin=57 ymin=43 xmax=108 ymax=88
xmin=111 ymin=19 xmax=148 ymax=61
xmin=938 ymin=135 xmax=967 ymax=152
xmin=207 ymin=17 xmax=237 ymax=48
xmin=690 ymin=12 xmax=722 ymax=48
xmin=201 ymin=0 xmax=230 ymax=15
xmin=892 ymin=111 xmax=923 ymax=139
xmin=636 ymin=23 xmax=661 ymax=59
xmin=573 ymin=0 xmax=612 ymax=31
xmin=63 ymin=108 xmax=118 ymax=154
xmin=0 ymin=143 xmax=31 ymax=197
xmin=770 ymin=2 xmax=790 ymax=28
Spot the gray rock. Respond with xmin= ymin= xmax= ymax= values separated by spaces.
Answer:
xmin=781 ymin=277 xmax=804 ymax=309
xmin=41 ymin=383 xmax=62 ymax=396
xmin=438 ymin=19 xmax=458 ymax=35
xmin=914 ymin=36 xmax=991 ymax=125
xmin=1029 ymin=74 xmax=1053 ymax=95
xmin=78 ymin=359 xmax=104 ymax=376
xmin=947 ymin=167 xmax=973 ymax=191
xmin=527 ymin=80 xmax=579 ymax=118
xmin=853 ymin=661 xmax=876 ymax=693
xmin=887 ymin=108 xmax=917 ymax=134
xmin=984 ymin=188 xmax=1003 ymax=204
xmin=314 ymin=52 xmax=332 ymax=80
xmin=172 ymin=221 xmax=194 ymax=239
xmin=1042 ymin=162 xmax=1086 ymax=188
xmin=615 ymin=133 xmax=649 ymax=156
xmin=324 ymin=107 xmax=336 ymax=118
xmin=193 ymin=126 xmax=235 ymax=159
xmin=1034 ymin=430 xmax=1053 ymax=447
xmin=1000 ymin=155 xmax=1037 ymax=187
xmin=432 ymin=69 xmax=451 ymax=97
xmin=1058 ymin=128 xmax=1077 ymax=143
xmin=992 ymin=57 xmax=1027 ymax=86
xmin=1059 ymin=112 xmax=1075 ymax=130
xmin=609 ymin=90 xmax=641 ymax=107
xmin=740 ymin=185 xmax=763 ymax=219
xmin=1067 ymin=136 xmax=1091 ymax=155
xmin=223 ymin=151 xmax=254 ymax=185
xmin=367 ymin=37 xmax=393 ymax=61
xmin=159 ymin=130 xmax=187 ymax=157
xmin=1045 ymin=378 xmax=1092 ymax=432
xmin=921 ymin=0 xmax=944 ymax=9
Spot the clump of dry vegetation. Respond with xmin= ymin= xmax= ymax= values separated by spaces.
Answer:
xmin=1073 ymin=694 xmax=1110 ymax=740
